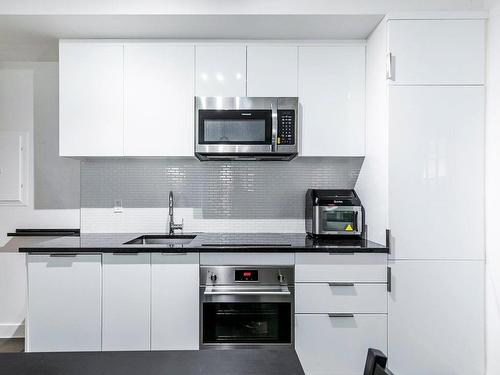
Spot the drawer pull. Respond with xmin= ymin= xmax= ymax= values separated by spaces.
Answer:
xmin=49 ymin=253 xmax=77 ymax=257
xmin=112 ymin=252 xmax=139 ymax=255
xmin=161 ymin=252 xmax=188 ymax=255
xmin=328 ymin=282 xmax=355 ymax=287
xmin=328 ymin=313 xmax=354 ymax=318
xmin=328 ymin=252 xmax=355 ymax=255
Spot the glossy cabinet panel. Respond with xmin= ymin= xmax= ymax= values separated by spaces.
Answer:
xmin=295 ymin=283 xmax=387 ymax=314
xmin=102 ymin=253 xmax=151 ymax=351
xmin=387 ymin=20 xmax=485 ymax=85
xmin=59 ymin=42 xmax=124 ymax=156
xmin=195 ymin=45 xmax=246 ymax=97
xmin=247 ymin=45 xmax=298 ymax=97
xmin=296 ymin=314 xmax=387 ymax=375
xmin=124 ymin=43 xmax=195 ymax=156
xmin=388 ymin=86 xmax=485 ymax=260
xmin=388 ymin=260 xmax=484 ymax=375
xmin=298 ymin=45 xmax=366 ymax=156
xmin=27 ymin=254 xmax=102 ymax=352
xmin=151 ymin=253 xmax=199 ymax=350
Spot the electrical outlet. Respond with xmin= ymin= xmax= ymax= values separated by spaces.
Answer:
xmin=114 ymin=199 xmax=123 ymax=213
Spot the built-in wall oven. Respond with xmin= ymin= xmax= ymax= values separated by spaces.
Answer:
xmin=195 ymin=97 xmax=299 ymax=161
xmin=200 ymin=266 xmax=294 ymax=349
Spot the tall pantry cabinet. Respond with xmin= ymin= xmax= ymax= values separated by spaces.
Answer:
xmin=356 ymin=16 xmax=486 ymax=375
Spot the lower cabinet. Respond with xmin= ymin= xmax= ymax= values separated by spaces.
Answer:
xmin=26 ymin=254 xmax=102 ymax=352
xmin=102 ymin=253 xmax=151 ymax=351
xmin=151 ymin=253 xmax=199 ymax=350
xmin=295 ymin=314 xmax=387 ymax=375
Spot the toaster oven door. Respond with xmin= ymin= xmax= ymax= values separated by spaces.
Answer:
xmin=314 ymin=206 xmax=363 ymax=235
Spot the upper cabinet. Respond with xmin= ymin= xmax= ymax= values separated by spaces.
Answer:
xmin=387 ymin=20 xmax=486 ymax=85
xmin=124 ymin=43 xmax=195 ymax=156
xmin=247 ymin=45 xmax=298 ymax=97
xmin=59 ymin=42 xmax=124 ymax=157
xmin=298 ymin=45 xmax=366 ymax=157
xmin=195 ymin=45 xmax=246 ymax=97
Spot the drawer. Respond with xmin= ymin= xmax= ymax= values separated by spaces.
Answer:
xmin=295 ymin=283 xmax=387 ymax=313
xmin=151 ymin=252 xmax=199 ymax=265
xmin=200 ymin=252 xmax=294 ymax=265
xmin=295 ymin=313 xmax=387 ymax=375
xmin=295 ymin=253 xmax=387 ymax=282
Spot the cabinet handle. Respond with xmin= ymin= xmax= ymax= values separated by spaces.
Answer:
xmin=329 ymin=252 xmax=355 ymax=255
xmin=328 ymin=313 xmax=354 ymax=318
xmin=112 ymin=252 xmax=139 ymax=255
xmin=328 ymin=282 xmax=355 ymax=287
xmin=49 ymin=253 xmax=77 ymax=257
xmin=386 ymin=52 xmax=394 ymax=80
xmin=161 ymin=252 xmax=188 ymax=255
xmin=387 ymin=266 xmax=392 ymax=293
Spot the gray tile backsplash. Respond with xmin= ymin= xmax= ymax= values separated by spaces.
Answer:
xmin=81 ymin=157 xmax=364 ymax=220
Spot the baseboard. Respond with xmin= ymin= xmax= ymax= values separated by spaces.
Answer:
xmin=0 ymin=323 xmax=25 ymax=338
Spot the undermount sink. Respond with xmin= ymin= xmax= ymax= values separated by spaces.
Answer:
xmin=124 ymin=234 xmax=196 ymax=246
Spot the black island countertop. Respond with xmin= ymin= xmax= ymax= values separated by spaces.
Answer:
xmin=0 ymin=349 xmax=305 ymax=375
xmin=17 ymin=231 xmax=388 ymax=253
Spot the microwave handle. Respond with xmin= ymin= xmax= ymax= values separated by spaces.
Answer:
xmin=271 ymin=101 xmax=278 ymax=152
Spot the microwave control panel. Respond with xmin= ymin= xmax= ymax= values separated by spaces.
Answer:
xmin=277 ymin=110 xmax=295 ymax=145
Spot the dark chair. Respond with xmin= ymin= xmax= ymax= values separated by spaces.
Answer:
xmin=363 ymin=348 xmax=388 ymax=375
xmin=374 ymin=364 xmax=394 ymax=375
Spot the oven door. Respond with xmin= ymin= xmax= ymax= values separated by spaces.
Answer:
xmin=201 ymin=285 xmax=293 ymax=348
xmin=314 ymin=206 xmax=363 ymax=235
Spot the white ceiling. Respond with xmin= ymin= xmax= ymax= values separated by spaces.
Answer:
xmin=0 ymin=14 xmax=384 ymax=61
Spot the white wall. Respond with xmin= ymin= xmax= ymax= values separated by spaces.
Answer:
xmin=0 ymin=0 xmax=486 ymax=14
xmin=0 ymin=63 xmax=79 ymax=337
xmin=485 ymin=1 xmax=500 ymax=374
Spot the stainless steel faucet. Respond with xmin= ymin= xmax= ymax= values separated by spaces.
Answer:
xmin=168 ymin=191 xmax=184 ymax=235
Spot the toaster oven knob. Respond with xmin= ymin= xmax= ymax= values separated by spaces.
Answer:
xmin=210 ymin=273 xmax=217 ymax=282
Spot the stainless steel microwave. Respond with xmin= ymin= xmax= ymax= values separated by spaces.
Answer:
xmin=195 ymin=97 xmax=299 ymax=161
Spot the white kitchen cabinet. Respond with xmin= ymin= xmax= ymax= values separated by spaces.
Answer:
xmin=247 ymin=45 xmax=298 ymax=97
xmin=295 ymin=283 xmax=387 ymax=314
xmin=388 ymin=86 xmax=484 ymax=260
xmin=298 ymin=45 xmax=366 ymax=156
xmin=387 ymin=20 xmax=485 ymax=85
xmin=59 ymin=42 xmax=124 ymax=156
xmin=124 ymin=43 xmax=195 ymax=156
xmin=388 ymin=260 xmax=484 ymax=375
xmin=26 ymin=254 xmax=102 ymax=352
xmin=296 ymin=314 xmax=387 ymax=375
xmin=151 ymin=253 xmax=199 ymax=350
xmin=102 ymin=253 xmax=151 ymax=351
xmin=295 ymin=253 xmax=387 ymax=283
xmin=195 ymin=45 xmax=246 ymax=97
xmin=0 ymin=131 xmax=28 ymax=205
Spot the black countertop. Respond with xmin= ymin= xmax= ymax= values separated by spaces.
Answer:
xmin=18 ymin=232 xmax=388 ymax=253
xmin=0 ymin=349 xmax=305 ymax=375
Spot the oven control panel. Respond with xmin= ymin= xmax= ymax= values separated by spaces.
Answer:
xmin=277 ymin=110 xmax=295 ymax=145
xmin=235 ymin=269 xmax=258 ymax=282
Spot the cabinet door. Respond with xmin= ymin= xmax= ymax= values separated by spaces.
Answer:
xmin=388 ymin=260 xmax=484 ymax=375
xmin=102 ymin=253 xmax=150 ymax=351
xmin=124 ymin=43 xmax=195 ymax=156
xmin=388 ymin=86 xmax=484 ymax=260
xmin=195 ymin=45 xmax=246 ymax=97
xmin=296 ymin=314 xmax=387 ymax=375
xmin=59 ymin=42 xmax=124 ymax=156
xmin=27 ymin=254 xmax=102 ymax=352
xmin=298 ymin=45 xmax=365 ymax=156
xmin=247 ymin=45 xmax=298 ymax=97
xmin=151 ymin=253 xmax=199 ymax=350
xmin=387 ymin=20 xmax=485 ymax=85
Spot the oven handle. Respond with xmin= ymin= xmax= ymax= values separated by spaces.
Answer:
xmin=203 ymin=286 xmax=291 ymax=296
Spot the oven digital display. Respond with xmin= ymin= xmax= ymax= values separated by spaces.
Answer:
xmin=235 ymin=269 xmax=258 ymax=282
